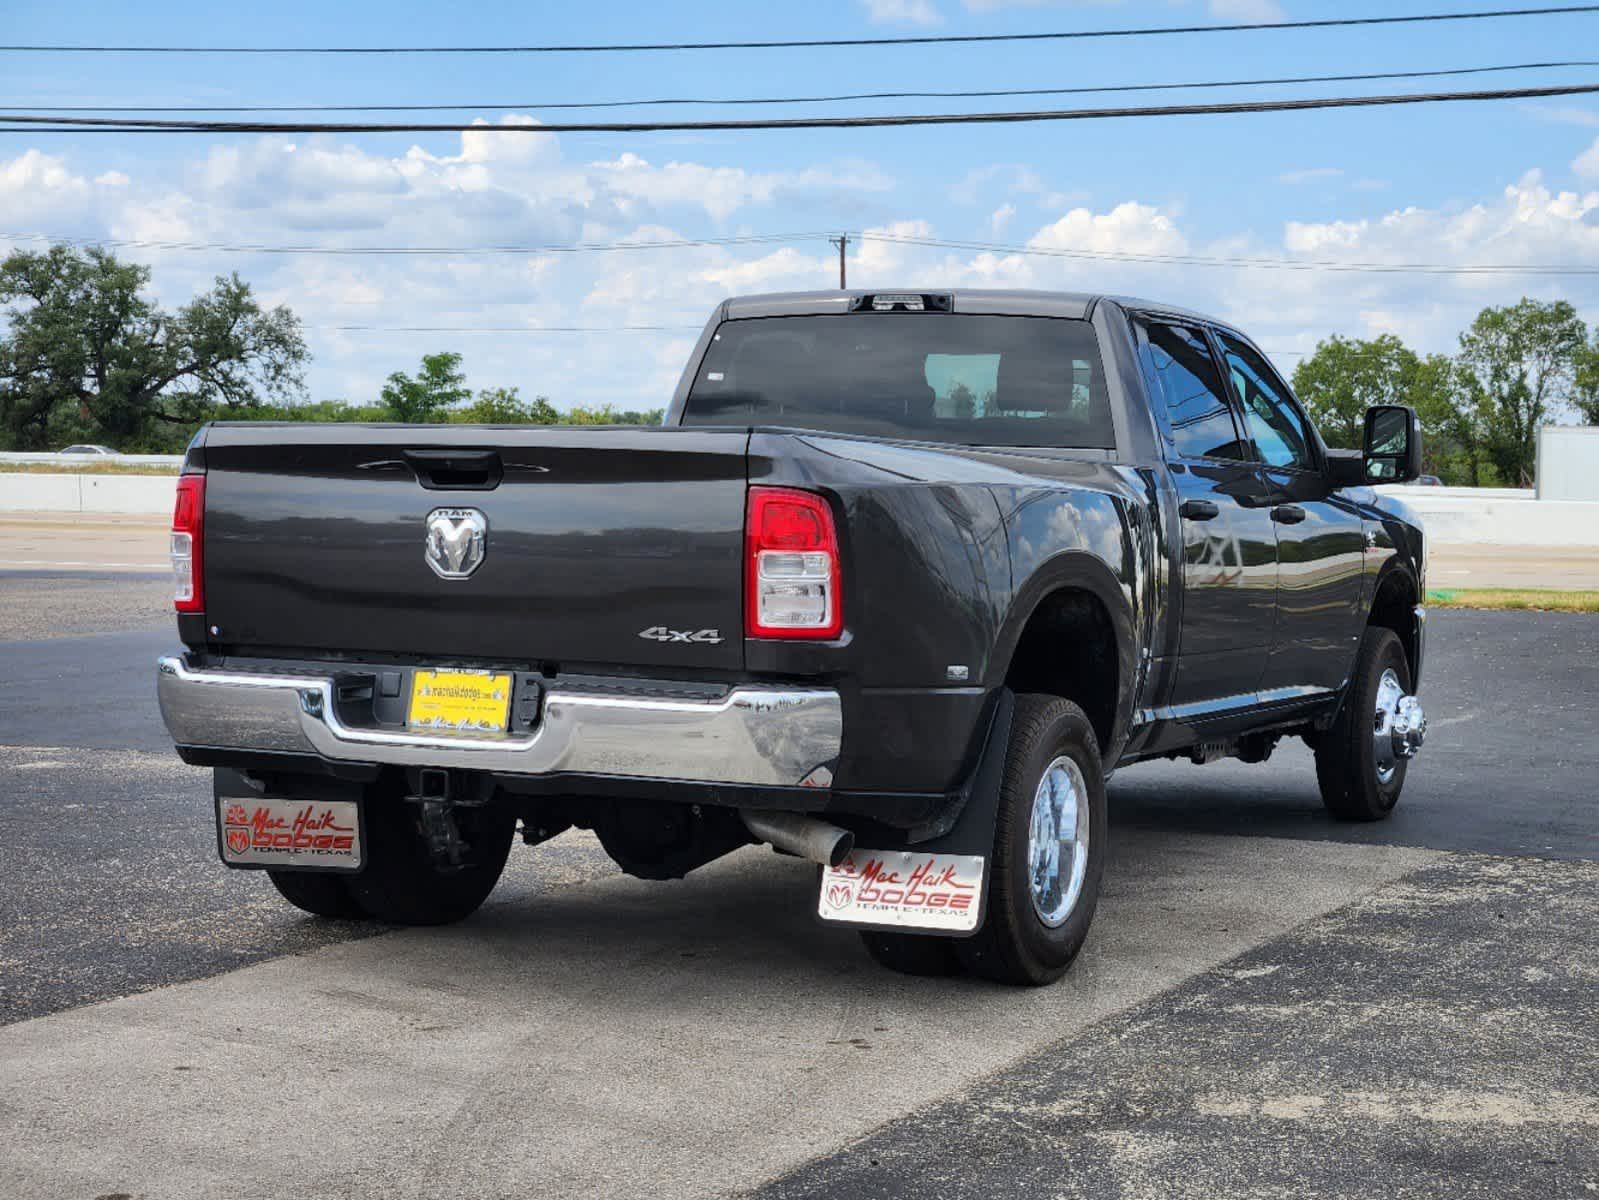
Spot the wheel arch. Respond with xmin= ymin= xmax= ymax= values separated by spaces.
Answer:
xmin=1367 ymin=560 xmax=1421 ymax=682
xmin=988 ymin=551 xmax=1138 ymax=761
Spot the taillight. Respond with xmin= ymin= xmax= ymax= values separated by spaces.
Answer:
xmin=745 ymin=486 xmax=842 ymax=639
xmin=171 ymin=474 xmax=205 ymax=612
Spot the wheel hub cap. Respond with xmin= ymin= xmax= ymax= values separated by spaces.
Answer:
xmin=1372 ymin=667 xmax=1427 ymax=784
xmin=1027 ymin=755 xmax=1090 ymax=928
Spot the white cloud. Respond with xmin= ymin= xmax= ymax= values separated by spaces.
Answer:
xmin=951 ymin=163 xmax=1088 ymax=211
xmin=960 ymin=0 xmax=1282 ymax=15
xmin=0 ymin=150 xmax=93 ymax=225
xmin=859 ymin=0 xmax=942 ymax=24
xmin=1030 ymin=201 xmax=1187 ymax=256
xmin=8 ymin=123 xmax=1599 ymax=413
xmin=1277 ymin=167 xmax=1344 ymax=186
xmin=592 ymin=153 xmax=892 ymax=222
xmin=1207 ymin=0 xmax=1285 ymax=20
xmin=1527 ymin=105 xmax=1599 ymax=129
xmin=1575 ymin=135 xmax=1599 ymax=180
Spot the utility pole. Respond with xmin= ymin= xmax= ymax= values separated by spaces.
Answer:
xmin=829 ymin=234 xmax=848 ymax=289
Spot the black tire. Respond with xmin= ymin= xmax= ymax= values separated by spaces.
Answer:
xmin=1315 ymin=626 xmax=1410 ymax=822
xmin=267 ymin=869 xmax=369 ymax=920
xmin=859 ymin=930 xmax=963 ymax=977
xmin=346 ymin=798 xmax=516 ymax=926
xmin=954 ymin=694 xmax=1107 ymax=987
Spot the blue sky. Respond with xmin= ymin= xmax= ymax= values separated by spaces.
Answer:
xmin=4 ymin=0 xmax=1599 ymax=410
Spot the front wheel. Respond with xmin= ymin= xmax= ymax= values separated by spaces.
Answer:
xmin=954 ymin=694 xmax=1107 ymax=987
xmin=1315 ymin=626 xmax=1423 ymax=821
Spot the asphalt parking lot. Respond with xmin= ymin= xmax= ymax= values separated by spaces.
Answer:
xmin=1 ymin=564 xmax=1596 ymax=1199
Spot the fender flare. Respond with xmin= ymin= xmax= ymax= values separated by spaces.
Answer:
xmin=1369 ymin=556 xmax=1420 ymax=610
xmin=987 ymin=549 xmax=1139 ymax=760
xmin=1367 ymin=556 xmax=1424 ymax=686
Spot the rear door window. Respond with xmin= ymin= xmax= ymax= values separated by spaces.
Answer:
xmin=1139 ymin=321 xmax=1251 ymax=461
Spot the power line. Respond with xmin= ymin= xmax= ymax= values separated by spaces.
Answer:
xmin=1 ymin=6 xmax=1596 ymax=55
xmin=321 ymin=325 xmax=700 ymax=333
xmin=6 ymin=81 xmax=1599 ymax=134
xmin=12 ymin=59 xmax=1599 ymax=113
xmin=860 ymin=233 xmax=1599 ymax=276
xmin=10 ymin=227 xmax=1598 ymax=278
xmin=0 ymin=230 xmax=829 ymax=256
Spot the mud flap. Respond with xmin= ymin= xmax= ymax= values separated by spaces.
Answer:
xmin=816 ymin=690 xmax=1014 ymax=937
xmin=214 ymin=767 xmax=367 ymax=874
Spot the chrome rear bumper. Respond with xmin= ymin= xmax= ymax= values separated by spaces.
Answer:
xmin=156 ymin=657 xmax=841 ymax=788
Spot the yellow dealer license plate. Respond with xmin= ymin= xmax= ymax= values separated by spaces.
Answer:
xmin=408 ymin=669 xmax=512 ymax=733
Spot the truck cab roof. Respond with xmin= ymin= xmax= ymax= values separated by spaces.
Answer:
xmin=717 ymin=288 xmax=1220 ymax=328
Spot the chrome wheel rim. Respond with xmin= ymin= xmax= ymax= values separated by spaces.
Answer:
xmin=1027 ymin=755 xmax=1090 ymax=928
xmin=1372 ymin=667 xmax=1405 ymax=784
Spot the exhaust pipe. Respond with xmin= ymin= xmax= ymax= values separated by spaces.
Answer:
xmin=741 ymin=810 xmax=855 ymax=868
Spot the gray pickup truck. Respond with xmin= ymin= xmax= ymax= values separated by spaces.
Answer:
xmin=157 ymin=289 xmax=1428 ymax=986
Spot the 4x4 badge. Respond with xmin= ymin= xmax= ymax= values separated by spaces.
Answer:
xmin=639 ymin=626 xmax=725 ymax=645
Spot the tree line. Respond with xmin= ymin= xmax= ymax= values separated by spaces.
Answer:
xmin=0 ymin=245 xmax=662 ymax=453
xmin=1291 ymin=299 xmax=1599 ymax=486
xmin=5 ymin=243 xmax=1596 ymax=480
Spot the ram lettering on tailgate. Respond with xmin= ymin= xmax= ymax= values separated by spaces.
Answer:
xmin=818 ymin=850 xmax=984 ymax=932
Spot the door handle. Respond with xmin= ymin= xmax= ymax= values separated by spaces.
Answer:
xmin=1272 ymin=504 xmax=1307 ymax=525
xmin=1179 ymin=499 xmax=1220 ymax=521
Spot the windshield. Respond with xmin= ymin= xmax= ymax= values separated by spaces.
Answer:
xmin=682 ymin=313 xmax=1115 ymax=449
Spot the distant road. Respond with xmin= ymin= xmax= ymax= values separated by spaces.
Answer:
xmin=8 ymin=511 xmax=1599 ymax=588
xmin=0 ymin=514 xmax=167 ymax=573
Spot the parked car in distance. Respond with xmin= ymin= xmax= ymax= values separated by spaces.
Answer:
xmin=1412 ymin=474 xmax=1444 ymax=486
xmin=57 ymin=444 xmax=118 ymax=456
xmin=155 ymin=288 xmax=1430 ymax=987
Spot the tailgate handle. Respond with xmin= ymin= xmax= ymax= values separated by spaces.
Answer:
xmin=403 ymin=449 xmax=504 ymax=491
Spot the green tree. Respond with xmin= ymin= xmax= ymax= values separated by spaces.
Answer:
xmin=1290 ymin=334 xmax=1421 ymax=449
xmin=1574 ymin=329 xmax=1599 ymax=426
xmin=563 ymin=404 xmax=665 ymax=425
xmin=1455 ymin=298 xmax=1587 ymax=486
xmin=1405 ymin=353 xmax=1476 ymax=483
xmin=380 ymin=351 xmax=470 ymax=423
xmin=948 ymin=380 xmax=976 ymax=420
xmin=0 ymin=245 xmax=307 ymax=451
xmin=451 ymin=386 xmax=560 ymax=424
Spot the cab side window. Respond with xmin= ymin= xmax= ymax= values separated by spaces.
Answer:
xmin=1217 ymin=333 xmax=1316 ymax=472
xmin=1141 ymin=321 xmax=1249 ymax=461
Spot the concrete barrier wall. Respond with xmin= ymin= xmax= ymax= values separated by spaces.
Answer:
xmin=1374 ymin=486 xmax=1596 ymax=547
xmin=0 ymin=473 xmax=176 ymax=516
xmin=1537 ymin=426 xmax=1599 ymax=502
xmin=1 ymin=472 xmax=1594 ymax=547
xmin=0 ymin=451 xmax=184 ymax=468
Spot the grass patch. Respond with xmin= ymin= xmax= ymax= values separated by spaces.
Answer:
xmin=1427 ymin=587 xmax=1599 ymax=613
xmin=0 ymin=461 xmax=178 ymax=476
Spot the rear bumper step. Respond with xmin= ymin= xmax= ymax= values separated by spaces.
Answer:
xmin=156 ymin=656 xmax=841 ymax=788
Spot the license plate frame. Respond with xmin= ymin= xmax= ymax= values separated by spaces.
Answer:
xmin=817 ymin=848 xmax=987 ymax=935
xmin=407 ymin=668 xmax=513 ymax=733
xmin=217 ymin=794 xmax=365 ymax=873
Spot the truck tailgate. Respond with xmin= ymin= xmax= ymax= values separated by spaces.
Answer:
xmin=199 ymin=424 xmax=749 ymax=672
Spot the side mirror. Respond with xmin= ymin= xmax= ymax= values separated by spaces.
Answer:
xmin=1363 ymin=405 xmax=1422 ymax=484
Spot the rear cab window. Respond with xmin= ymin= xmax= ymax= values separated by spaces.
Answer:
xmin=682 ymin=313 xmax=1115 ymax=449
